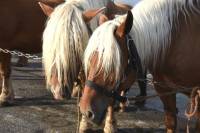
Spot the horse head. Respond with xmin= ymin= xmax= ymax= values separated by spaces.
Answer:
xmin=42 ymin=1 xmax=106 ymax=100
xmin=80 ymin=11 xmax=133 ymax=125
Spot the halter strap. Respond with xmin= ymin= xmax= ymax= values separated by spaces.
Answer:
xmin=85 ymin=80 xmax=127 ymax=103
xmin=126 ymin=35 xmax=141 ymax=71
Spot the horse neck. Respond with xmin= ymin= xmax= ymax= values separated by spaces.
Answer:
xmin=129 ymin=0 xmax=200 ymax=71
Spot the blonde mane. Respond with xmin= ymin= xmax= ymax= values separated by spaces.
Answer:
xmin=42 ymin=0 xmax=111 ymax=93
xmin=84 ymin=20 xmax=123 ymax=81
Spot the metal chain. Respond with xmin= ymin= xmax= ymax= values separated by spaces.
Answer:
xmin=0 ymin=48 xmax=42 ymax=60
xmin=126 ymin=77 xmax=194 ymax=102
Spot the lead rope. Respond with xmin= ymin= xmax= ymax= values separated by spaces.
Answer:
xmin=186 ymin=95 xmax=198 ymax=133
xmin=186 ymin=120 xmax=190 ymax=133
xmin=185 ymin=87 xmax=200 ymax=133
xmin=76 ymin=86 xmax=81 ymax=133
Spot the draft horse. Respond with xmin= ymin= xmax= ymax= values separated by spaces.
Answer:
xmin=42 ymin=0 xmax=146 ymax=132
xmin=80 ymin=0 xmax=200 ymax=132
xmin=41 ymin=0 xmax=120 ymax=132
xmin=0 ymin=0 xmax=66 ymax=106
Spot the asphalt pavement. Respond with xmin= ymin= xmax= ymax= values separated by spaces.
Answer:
xmin=0 ymin=57 xmax=196 ymax=133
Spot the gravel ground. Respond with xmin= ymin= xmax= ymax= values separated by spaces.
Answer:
xmin=0 ymin=58 xmax=196 ymax=133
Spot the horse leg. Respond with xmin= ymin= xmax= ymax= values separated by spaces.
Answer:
xmin=119 ymin=91 xmax=126 ymax=112
xmin=0 ymin=53 xmax=14 ymax=106
xmin=72 ymin=74 xmax=84 ymax=98
xmin=72 ymin=69 xmax=85 ymax=98
xmin=137 ymin=69 xmax=147 ymax=94
xmin=104 ymin=105 xmax=117 ymax=133
xmin=79 ymin=115 xmax=92 ymax=133
xmin=154 ymin=84 xmax=177 ymax=133
xmin=135 ymin=69 xmax=147 ymax=106
xmin=71 ymin=81 xmax=81 ymax=97
xmin=118 ymin=69 xmax=137 ymax=112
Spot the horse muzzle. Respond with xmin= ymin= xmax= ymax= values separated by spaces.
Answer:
xmin=82 ymin=108 xmax=107 ymax=126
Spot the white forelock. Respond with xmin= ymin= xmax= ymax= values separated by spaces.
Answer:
xmin=42 ymin=0 xmax=111 ymax=91
xmin=84 ymin=19 xmax=123 ymax=82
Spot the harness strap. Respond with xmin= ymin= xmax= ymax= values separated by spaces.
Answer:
xmin=85 ymin=80 xmax=127 ymax=103
xmin=126 ymin=35 xmax=137 ymax=71
xmin=126 ymin=35 xmax=143 ymax=72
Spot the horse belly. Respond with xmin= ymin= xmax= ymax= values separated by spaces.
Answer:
xmin=0 ymin=0 xmax=46 ymax=53
xmin=0 ymin=7 xmax=19 ymax=44
xmin=162 ymin=19 xmax=200 ymax=86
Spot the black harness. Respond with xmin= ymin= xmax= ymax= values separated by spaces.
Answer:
xmin=85 ymin=80 xmax=127 ymax=103
xmin=85 ymin=35 xmax=142 ymax=103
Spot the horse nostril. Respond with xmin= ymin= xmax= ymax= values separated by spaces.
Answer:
xmin=86 ymin=111 xmax=94 ymax=119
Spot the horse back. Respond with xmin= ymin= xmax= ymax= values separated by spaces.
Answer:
xmin=0 ymin=0 xmax=47 ymax=53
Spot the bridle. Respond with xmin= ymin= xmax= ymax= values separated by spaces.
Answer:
xmin=85 ymin=34 xmax=142 ymax=103
xmin=85 ymin=80 xmax=127 ymax=102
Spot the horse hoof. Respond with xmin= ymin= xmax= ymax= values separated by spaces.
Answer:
xmin=0 ymin=101 xmax=13 ymax=107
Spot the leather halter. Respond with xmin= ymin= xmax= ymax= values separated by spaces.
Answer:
xmin=85 ymin=80 xmax=127 ymax=103
xmin=85 ymin=35 xmax=141 ymax=102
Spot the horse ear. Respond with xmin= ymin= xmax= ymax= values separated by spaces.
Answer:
xmin=83 ymin=7 xmax=106 ymax=23
xmin=38 ymin=2 xmax=54 ymax=17
xmin=115 ymin=11 xmax=133 ymax=37
xmin=99 ymin=14 xmax=109 ymax=25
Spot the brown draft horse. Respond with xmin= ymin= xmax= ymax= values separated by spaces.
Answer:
xmin=0 ymin=0 xmax=65 ymax=106
xmin=41 ymin=2 xmax=147 ymax=132
xmin=41 ymin=0 xmax=122 ymax=132
xmin=80 ymin=0 xmax=200 ymax=132
xmin=100 ymin=1 xmax=148 ymax=110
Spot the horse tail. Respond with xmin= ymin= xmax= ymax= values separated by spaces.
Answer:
xmin=42 ymin=2 xmax=89 ymax=94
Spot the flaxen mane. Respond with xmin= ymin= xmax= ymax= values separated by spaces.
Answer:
xmin=84 ymin=20 xmax=123 ymax=81
xmin=42 ymin=0 xmax=111 ymax=94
